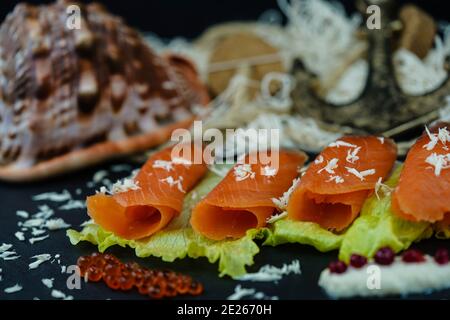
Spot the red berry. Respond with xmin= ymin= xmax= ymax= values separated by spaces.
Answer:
xmin=374 ymin=247 xmax=395 ymax=265
xmin=402 ymin=249 xmax=425 ymax=263
xmin=434 ymin=248 xmax=449 ymax=265
xmin=350 ymin=254 xmax=367 ymax=268
xmin=328 ymin=261 xmax=347 ymax=274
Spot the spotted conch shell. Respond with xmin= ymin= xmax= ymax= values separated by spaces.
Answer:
xmin=0 ymin=0 xmax=209 ymax=181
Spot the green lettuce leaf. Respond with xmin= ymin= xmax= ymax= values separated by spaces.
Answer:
xmin=68 ymin=163 xmax=266 ymax=278
xmin=263 ymin=219 xmax=343 ymax=252
xmin=338 ymin=166 xmax=432 ymax=263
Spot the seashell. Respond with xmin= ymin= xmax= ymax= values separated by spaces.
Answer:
xmin=0 ymin=0 xmax=209 ymax=182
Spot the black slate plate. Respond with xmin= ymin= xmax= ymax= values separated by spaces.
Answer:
xmin=0 ymin=159 xmax=449 ymax=300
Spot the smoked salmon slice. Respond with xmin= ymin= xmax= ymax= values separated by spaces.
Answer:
xmin=392 ymin=123 xmax=450 ymax=223
xmin=288 ymin=136 xmax=397 ymax=231
xmin=86 ymin=144 xmax=207 ymax=240
xmin=190 ymin=150 xmax=307 ymax=240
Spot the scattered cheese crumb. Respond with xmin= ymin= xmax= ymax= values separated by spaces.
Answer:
xmin=4 ymin=284 xmax=22 ymax=294
xmin=16 ymin=210 xmax=29 ymax=219
xmin=29 ymin=254 xmax=52 ymax=270
xmin=93 ymin=170 xmax=109 ymax=183
xmin=45 ymin=218 xmax=71 ymax=230
xmin=227 ymin=285 xmax=278 ymax=300
xmin=327 ymin=175 xmax=345 ymax=184
xmin=51 ymin=289 xmax=73 ymax=300
xmin=328 ymin=140 xmax=357 ymax=148
xmin=80 ymin=219 xmax=94 ymax=227
xmin=234 ymin=164 xmax=256 ymax=181
xmin=345 ymin=167 xmax=376 ymax=181
xmin=237 ymin=260 xmax=301 ymax=282
xmin=261 ymin=165 xmax=278 ymax=177
xmin=346 ymin=147 xmax=361 ymax=164
xmin=272 ymin=177 xmax=301 ymax=210
xmin=22 ymin=218 xmax=45 ymax=228
xmin=318 ymin=158 xmax=339 ymax=174
xmin=425 ymin=152 xmax=450 ymax=176
xmin=14 ymin=231 xmax=25 ymax=241
xmin=374 ymin=177 xmax=393 ymax=200
xmin=266 ymin=211 xmax=288 ymax=224
xmin=59 ymin=200 xmax=86 ymax=210
xmin=31 ymin=228 xmax=46 ymax=236
xmin=41 ymin=278 xmax=54 ymax=289
xmin=314 ymin=155 xmax=324 ymax=164
xmin=0 ymin=243 xmax=12 ymax=253
xmin=29 ymin=235 xmax=49 ymax=244
xmin=378 ymin=137 xmax=385 ymax=144
xmin=111 ymin=164 xmax=132 ymax=172
xmin=152 ymin=160 xmax=173 ymax=171
xmin=160 ymin=176 xmax=185 ymax=193
xmin=33 ymin=190 xmax=71 ymax=202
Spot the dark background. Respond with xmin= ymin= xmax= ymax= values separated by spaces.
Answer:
xmin=0 ymin=0 xmax=448 ymax=39
xmin=0 ymin=0 xmax=449 ymax=301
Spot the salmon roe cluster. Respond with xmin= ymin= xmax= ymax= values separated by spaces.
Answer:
xmin=77 ymin=252 xmax=203 ymax=298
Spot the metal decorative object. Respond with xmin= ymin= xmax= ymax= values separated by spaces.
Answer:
xmin=0 ymin=0 xmax=209 ymax=181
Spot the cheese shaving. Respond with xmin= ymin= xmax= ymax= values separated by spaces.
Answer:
xmin=160 ymin=176 xmax=185 ymax=193
xmin=377 ymin=137 xmax=385 ymax=144
xmin=327 ymin=175 xmax=344 ymax=184
xmin=29 ymin=254 xmax=51 ymax=270
xmin=152 ymin=160 xmax=173 ymax=171
xmin=266 ymin=211 xmax=288 ymax=224
xmin=227 ymin=284 xmax=278 ymax=300
xmin=261 ymin=165 xmax=278 ymax=177
xmin=45 ymin=218 xmax=71 ymax=230
xmin=59 ymin=200 xmax=86 ymax=210
xmin=271 ymin=177 xmax=301 ymax=210
xmin=314 ymin=155 xmax=324 ymax=164
xmin=328 ymin=140 xmax=357 ymax=148
xmin=374 ymin=177 xmax=393 ymax=200
xmin=345 ymin=146 xmax=361 ymax=164
xmin=345 ymin=167 xmax=376 ymax=181
xmin=425 ymin=152 xmax=450 ymax=176
xmin=4 ymin=284 xmax=22 ymax=294
xmin=42 ymin=278 xmax=54 ymax=289
xmin=318 ymin=158 xmax=339 ymax=174
xmin=32 ymin=190 xmax=71 ymax=202
xmin=51 ymin=289 xmax=73 ymax=300
xmin=14 ymin=231 xmax=25 ymax=241
xmin=233 ymin=164 xmax=256 ymax=182
xmin=29 ymin=235 xmax=49 ymax=244
xmin=16 ymin=210 xmax=29 ymax=219
xmin=236 ymin=260 xmax=301 ymax=282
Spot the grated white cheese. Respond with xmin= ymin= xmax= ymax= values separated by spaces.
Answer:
xmin=4 ymin=284 xmax=22 ymax=294
xmin=33 ymin=190 xmax=71 ymax=202
xmin=16 ymin=210 xmax=29 ymax=219
xmin=261 ymin=165 xmax=278 ymax=177
xmin=59 ymin=200 xmax=86 ymax=210
xmin=328 ymin=140 xmax=357 ymax=148
xmin=14 ymin=231 xmax=25 ymax=241
xmin=0 ymin=243 xmax=12 ymax=253
xmin=45 ymin=218 xmax=71 ymax=230
xmin=327 ymin=175 xmax=345 ymax=184
xmin=93 ymin=170 xmax=109 ymax=183
xmin=152 ymin=160 xmax=173 ymax=172
xmin=318 ymin=158 xmax=339 ymax=174
xmin=160 ymin=176 xmax=185 ymax=193
xmin=22 ymin=218 xmax=45 ymax=228
xmin=345 ymin=167 xmax=376 ymax=181
xmin=31 ymin=228 xmax=46 ymax=236
xmin=233 ymin=164 xmax=256 ymax=182
xmin=171 ymin=157 xmax=192 ymax=166
xmin=111 ymin=164 xmax=133 ymax=172
xmin=423 ymin=126 xmax=450 ymax=151
xmin=314 ymin=155 xmax=324 ymax=164
xmin=227 ymin=284 xmax=279 ymax=300
xmin=271 ymin=177 xmax=301 ymax=210
xmin=29 ymin=254 xmax=52 ymax=270
xmin=345 ymin=147 xmax=361 ymax=164
xmin=33 ymin=205 xmax=54 ymax=220
xmin=236 ymin=260 xmax=301 ymax=282
xmin=41 ymin=278 xmax=54 ymax=289
xmin=374 ymin=177 xmax=393 ymax=200
xmin=29 ymin=235 xmax=49 ymax=244
xmin=51 ymin=289 xmax=73 ymax=300
xmin=377 ymin=137 xmax=385 ymax=144
xmin=425 ymin=152 xmax=450 ymax=176
xmin=80 ymin=219 xmax=94 ymax=227
xmin=266 ymin=211 xmax=288 ymax=224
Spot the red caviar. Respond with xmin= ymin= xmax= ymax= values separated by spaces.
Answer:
xmin=76 ymin=253 xmax=203 ymax=299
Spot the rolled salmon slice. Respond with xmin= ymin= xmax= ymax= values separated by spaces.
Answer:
xmin=392 ymin=123 xmax=450 ymax=223
xmin=288 ymin=136 xmax=397 ymax=231
xmin=191 ymin=150 xmax=307 ymax=240
xmin=87 ymin=143 xmax=207 ymax=240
